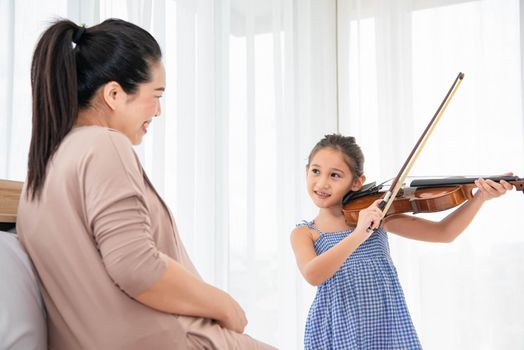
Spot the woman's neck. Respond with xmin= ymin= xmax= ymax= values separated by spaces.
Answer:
xmin=75 ymin=101 xmax=111 ymax=127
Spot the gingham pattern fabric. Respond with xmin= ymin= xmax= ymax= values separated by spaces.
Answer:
xmin=299 ymin=221 xmax=422 ymax=350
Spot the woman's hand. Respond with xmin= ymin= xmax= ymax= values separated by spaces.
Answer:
xmin=216 ymin=292 xmax=248 ymax=333
xmin=474 ymin=172 xmax=514 ymax=202
xmin=135 ymin=258 xmax=248 ymax=332
xmin=355 ymin=199 xmax=384 ymax=235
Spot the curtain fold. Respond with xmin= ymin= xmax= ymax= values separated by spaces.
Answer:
xmin=338 ymin=1 xmax=524 ymax=348
xmin=0 ymin=0 xmax=15 ymax=180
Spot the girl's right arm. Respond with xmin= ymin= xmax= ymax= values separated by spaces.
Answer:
xmin=135 ymin=258 xmax=247 ymax=333
xmin=290 ymin=200 xmax=383 ymax=286
xmin=291 ymin=226 xmax=368 ymax=286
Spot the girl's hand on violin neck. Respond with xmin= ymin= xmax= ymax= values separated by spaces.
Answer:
xmin=355 ymin=199 xmax=383 ymax=235
xmin=474 ymin=173 xmax=514 ymax=202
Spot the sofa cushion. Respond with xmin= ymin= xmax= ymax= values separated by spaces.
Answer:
xmin=0 ymin=231 xmax=47 ymax=350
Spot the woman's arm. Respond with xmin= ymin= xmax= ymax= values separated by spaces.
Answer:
xmin=85 ymin=132 xmax=247 ymax=333
xmin=383 ymin=178 xmax=513 ymax=242
xmin=135 ymin=257 xmax=247 ymax=333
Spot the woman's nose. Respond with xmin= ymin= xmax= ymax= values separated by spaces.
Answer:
xmin=154 ymin=101 xmax=161 ymax=117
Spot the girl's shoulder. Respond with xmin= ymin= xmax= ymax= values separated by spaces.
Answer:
xmin=291 ymin=220 xmax=322 ymax=241
xmin=295 ymin=219 xmax=313 ymax=228
xmin=294 ymin=220 xmax=322 ymax=234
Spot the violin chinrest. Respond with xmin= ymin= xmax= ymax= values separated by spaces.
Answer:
xmin=342 ymin=182 xmax=382 ymax=204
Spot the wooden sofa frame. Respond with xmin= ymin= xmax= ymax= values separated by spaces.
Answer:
xmin=0 ymin=179 xmax=23 ymax=229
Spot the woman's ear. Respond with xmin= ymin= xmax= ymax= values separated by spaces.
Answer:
xmin=351 ymin=175 xmax=366 ymax=191
xmin=102 ymin=81 xmax=125 ymax=111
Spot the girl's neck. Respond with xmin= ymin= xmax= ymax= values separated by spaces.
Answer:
xmin=314 ymin=206 xmax=352 ymax=232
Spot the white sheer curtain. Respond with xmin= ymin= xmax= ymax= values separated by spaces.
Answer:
xmin=338 ymin=0 xmax=524 ymax=348
xmin=1 ymin=0 xmax=340 ymax=348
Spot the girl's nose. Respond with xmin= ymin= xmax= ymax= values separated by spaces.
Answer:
xmin=318 ymin=177 xmax=329 ymax=189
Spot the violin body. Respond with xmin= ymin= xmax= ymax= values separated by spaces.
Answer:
xmin=342 ymin=176 xmax=524 ymax=226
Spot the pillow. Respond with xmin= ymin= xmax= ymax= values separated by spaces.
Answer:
xmin=0 ymin=231 xmax=47 ymax=350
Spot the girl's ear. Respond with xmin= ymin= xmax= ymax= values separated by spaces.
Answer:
xmin=351 ymin=175 xmax=366 ymax=191
xmin=102 ymin=81 xmax=125 ymax=111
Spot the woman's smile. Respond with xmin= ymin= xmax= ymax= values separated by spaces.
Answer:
xmin=142 ymin=120 xmax=151 ymax=134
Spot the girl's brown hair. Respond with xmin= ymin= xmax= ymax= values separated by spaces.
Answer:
xmin=307 ymin=134 xmax=365 ymax=178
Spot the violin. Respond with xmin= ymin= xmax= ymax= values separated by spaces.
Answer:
xmin=342 ymin=176 xmax=524 ymax=226
xmin=341 ymin=72 xmax=522 ymax=229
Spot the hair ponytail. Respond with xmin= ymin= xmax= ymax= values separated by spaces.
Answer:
xmin=27 ymin=20 xmax=79 ymax=200
xmin=27 ymin=18 xmax=162 ymax=201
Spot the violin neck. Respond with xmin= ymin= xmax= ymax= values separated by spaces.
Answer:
xmin=410 ymin=176 xmax=524 ymax=191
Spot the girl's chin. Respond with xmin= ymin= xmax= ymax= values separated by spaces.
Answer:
xmin=313 ymin=199 xmax=333 ymax=208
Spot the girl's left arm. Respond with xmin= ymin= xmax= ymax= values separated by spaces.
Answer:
xmin=382 ymin=177 xmax=514 ymax=243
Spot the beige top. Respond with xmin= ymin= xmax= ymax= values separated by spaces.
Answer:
xmin=16 ymin=127 xmax=274 ymax=350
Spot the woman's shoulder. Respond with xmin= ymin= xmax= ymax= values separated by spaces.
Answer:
xmin=67 ymin=126 xmax=134 ymax=157
xmin=70 ymin=126 xmax=131 ymax=147
xmin=64 ymin=126 xmax=141 ymax=174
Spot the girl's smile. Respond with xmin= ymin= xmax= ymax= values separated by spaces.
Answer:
xmin=313 ymin=190 xmax=331 ymax=200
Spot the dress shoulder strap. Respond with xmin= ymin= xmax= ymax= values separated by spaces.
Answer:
xmin=296 ymin=220 xmax=323 ymax=235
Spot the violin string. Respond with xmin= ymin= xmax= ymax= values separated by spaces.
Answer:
xmin=406 ymin=175 xmax=476 ymax=178
xmin=376 ymin=175 xmax=493 ymax=189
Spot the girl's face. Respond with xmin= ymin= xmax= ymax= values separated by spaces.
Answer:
xmin=110 ymin=61 xmax=165 ymax=145
xmin=306 ymin=147 xmax=363 ymax=209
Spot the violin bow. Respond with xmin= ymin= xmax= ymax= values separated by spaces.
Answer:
xmin=378 ymin=72 xmax=465 ymax=221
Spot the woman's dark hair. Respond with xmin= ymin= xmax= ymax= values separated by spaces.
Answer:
xmin=307 ymin=134 xmax=365 ymax=178
xmin=27 ymin=18 xmax=162 ymax=200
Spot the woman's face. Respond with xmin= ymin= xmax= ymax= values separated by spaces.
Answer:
xmin=111 ymin=61 xmax=165 ymax=145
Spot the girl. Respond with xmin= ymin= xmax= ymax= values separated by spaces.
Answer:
xmin=290 ymin=134 xmax=512 ymax=349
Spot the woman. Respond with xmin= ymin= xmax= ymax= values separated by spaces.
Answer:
xmin=16 ymin=18 xmax=274 ymax=349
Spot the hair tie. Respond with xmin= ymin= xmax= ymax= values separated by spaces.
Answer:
xmin=72 ymin=25 xmax=86 ymax=44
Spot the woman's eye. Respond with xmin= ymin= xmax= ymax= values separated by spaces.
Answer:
xmin=331 ymin=173 xmax=341 ymax=178
xmin=311 ymin=169 xmax=320 ymax=174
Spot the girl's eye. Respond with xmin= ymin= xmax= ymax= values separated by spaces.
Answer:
xmin=311 ymin=168 xmax=320 ymax=174
xmin=331 ymin=173 xmax=341 ymax=178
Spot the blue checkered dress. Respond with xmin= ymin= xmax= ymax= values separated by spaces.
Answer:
xmin=299 ymin=221 xmax=422 ymax=350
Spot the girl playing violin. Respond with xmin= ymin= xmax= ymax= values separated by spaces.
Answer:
xmin=290 ymin=133 xmax=513 ymax=349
